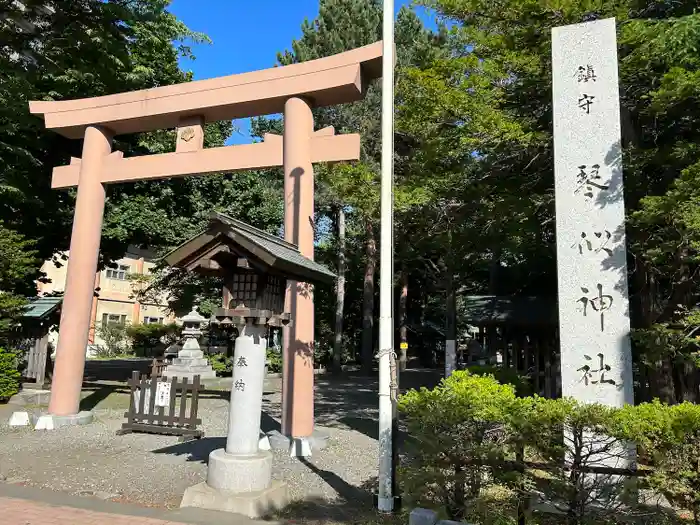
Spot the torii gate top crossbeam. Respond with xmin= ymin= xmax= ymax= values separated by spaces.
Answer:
xmin=29 ymin=42 xmax=383 ymax=139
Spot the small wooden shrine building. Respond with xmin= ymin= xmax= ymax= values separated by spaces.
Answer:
xmin=17 ymin=296 xmax=62 ymax=388
xmin=463 ymin=295 xmax=560 ymax=398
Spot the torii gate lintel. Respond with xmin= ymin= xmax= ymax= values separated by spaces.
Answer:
xmin=54 ymin=127 xmax=359 ymax=189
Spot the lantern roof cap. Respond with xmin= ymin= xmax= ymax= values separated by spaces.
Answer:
xmin=181 ymin=307 xmax=206 ymax=324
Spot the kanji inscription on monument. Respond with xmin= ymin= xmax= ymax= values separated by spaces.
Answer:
xmin=552 ymin=18 xmax=633 ymax=408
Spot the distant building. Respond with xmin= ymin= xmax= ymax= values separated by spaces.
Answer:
xmin=37 ymin=246 xmax=175 ymax=350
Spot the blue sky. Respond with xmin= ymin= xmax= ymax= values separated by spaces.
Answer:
xmin=168 ymin=0 xmax=436 ymax=144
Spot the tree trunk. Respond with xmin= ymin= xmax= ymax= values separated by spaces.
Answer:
xmin=332 ymin=205 xmax=346 ymax=375
xmin=489 ymin=244 xmax=501 ymax=295
xmin=398 ymin=271 xmax=408 ymax=372
xmin=361 ymin=222 xmax=377 ymax=375
xmin=648 ymin=356 xmax=677 ymax=404
xmin=445 ymin=271 xmax=457 ymax=377
xmin=632 ymin=259 xmax=653 ymax=401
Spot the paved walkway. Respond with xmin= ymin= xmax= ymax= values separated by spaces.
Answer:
xmin=1 ymin=497 xmax=183 ymax=525
xmin=0 ymin=483 xmax=275 ymax=525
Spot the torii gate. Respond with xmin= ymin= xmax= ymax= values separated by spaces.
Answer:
xmin=30 ymin=42 xmax=383 ymax=446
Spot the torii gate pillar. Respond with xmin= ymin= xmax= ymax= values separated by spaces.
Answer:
xmin=48 ymin=125 xmax=112 ymax=418
xmin=282 ymin=97 xmax=316 ymax=447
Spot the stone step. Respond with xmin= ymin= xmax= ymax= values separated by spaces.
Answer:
xmin=173 ymin=358 xmax=210 ymax=367
xmin=162 ymin=369 xmax=217 ymax=380
xmin=178 ymin=349 xmax=205 ymax=359
xmin=165 ymin=365 xmax=214 ymax=373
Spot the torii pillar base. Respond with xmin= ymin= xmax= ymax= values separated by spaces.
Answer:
xmin=266 ymin=429 xmax=330 ymax=456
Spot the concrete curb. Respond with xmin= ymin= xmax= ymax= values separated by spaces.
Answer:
xmin=0 ymin=482 xmax=277 ymax=525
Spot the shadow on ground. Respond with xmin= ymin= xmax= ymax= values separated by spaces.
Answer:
xmin=150 ymin=410 xmax=282 ymax=463
xmin=269 ymin=475 xmax=406 ymax=525
xmin=152 ymin=437 xmax=226 ymax=463
xmin=307 ymin=369 xmax=441 ymax=441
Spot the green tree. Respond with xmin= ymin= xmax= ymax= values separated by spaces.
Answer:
xmin=1 ymin=1 xmax=285 ymax=320
xmin=0 ymin=0 xmax=215 ymax=288
xmin=0 ymin=222 xmax=39 ymax=399
xmin=406 ymin=0 xmax=700 ymax=395
xmin=276 ymin=0 xmax=447 ymax=372
xmin=0 ymin=222 xmax=39 ymax=332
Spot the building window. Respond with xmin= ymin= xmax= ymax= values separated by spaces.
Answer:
xmin=102 ymin=313 xmax=127 ymax=326
xmin=144 ymin=317 xmax=163 ymax=325
xmin=105 ymin=264 xmax=130 ymax=280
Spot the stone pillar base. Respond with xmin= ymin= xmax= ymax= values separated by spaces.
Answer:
xmin=180 ymin=448 xmax=288 ymax=518
xmin=162 ymin=347 xmax=217 ymax=380
xmin=34 ymin=411 xmax=93 ymax=430
xmin=207 ymin=449 xmax=272 ymax=492
xmin=267 ymin=429 xmax=329 ymax=457
xmin=161 ymin=369 xmax=217 ymax=380
xmin=180 ymin=480 xmax=288 ymax=519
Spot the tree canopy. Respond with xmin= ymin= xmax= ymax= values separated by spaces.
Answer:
xmin=3 ymin=0 xmax=700 ymax=398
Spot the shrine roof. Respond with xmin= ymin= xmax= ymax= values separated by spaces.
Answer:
xmin=22 ymin=296 xmax=62 ymax=320
xmin=463 ymin=296 xmax=557 ymax=327
xmin=164 ymin=212 xmax=336 ymax=285
xmin=29 ymin=42 xmax=384 ymax=139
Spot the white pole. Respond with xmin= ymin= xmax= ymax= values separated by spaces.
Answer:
xmin=378 ymin=0 xmax=395 ymax=514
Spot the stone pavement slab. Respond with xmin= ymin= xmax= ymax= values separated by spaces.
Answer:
xmin=0 ymin=483 xmax=278 ymax=525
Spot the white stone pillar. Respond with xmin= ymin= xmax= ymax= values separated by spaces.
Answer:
xmin=225 ymin=322 xmax=267 ymax=456
xmin=190 ymin=319 xmax=288 ymax=515
xmin=551 ymin=18 xmax=635 ymax=489
xmin=552 ymin=17 xmax=634 ymax=408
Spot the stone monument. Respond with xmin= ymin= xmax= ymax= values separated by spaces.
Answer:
xmin=162 ymin=308 xmax=216 ymax=381
xmin=166 ymin=213 xmax=335 ymax=515
xmin=552 ymin=16 xmax=634 ymax=411
xmin=552 ymin=16 xmax=635 ymax=486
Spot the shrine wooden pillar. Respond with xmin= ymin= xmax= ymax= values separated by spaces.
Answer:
xmin=49 ymin=125 xmax=112 ymax=416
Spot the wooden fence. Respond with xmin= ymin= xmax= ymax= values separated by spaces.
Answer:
xmin=468 ymin=326 xmax=561 ymax=398
xmin=149 ymin=358 xmax=166 ymax=379
xmin=117 ymin=371 xmax=203 ymax=440
xmin=24 ymin=333 xmax=50 ymax=387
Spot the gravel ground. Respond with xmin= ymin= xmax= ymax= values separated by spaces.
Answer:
xmin=0 ymin=371 xmax=438 ymax=515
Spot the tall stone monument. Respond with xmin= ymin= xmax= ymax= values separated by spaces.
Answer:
xmin=552 ymin=17 xmax=634 ymax=410
xmin=163 ymin=308 xmax=216 ymax=381
xmin=552 ymin=19 xmax=636 ymax=490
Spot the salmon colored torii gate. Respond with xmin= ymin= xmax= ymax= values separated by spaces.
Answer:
xmin=30 ymin=42 xmax=383 ymax=442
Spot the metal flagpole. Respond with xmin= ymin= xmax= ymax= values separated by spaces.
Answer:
xmin=377 ymin=0 xmax=395 ymax=514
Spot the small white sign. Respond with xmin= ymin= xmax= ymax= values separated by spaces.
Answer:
xmin=155 ymin=381 xmax=171 ymax=408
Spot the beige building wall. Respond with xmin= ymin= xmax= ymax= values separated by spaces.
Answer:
xmin=37 ymin=246 xmax=175 ymax=352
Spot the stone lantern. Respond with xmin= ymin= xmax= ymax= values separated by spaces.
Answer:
xmin=162 ymin=212 xmax=335 ymax=517
xmin=162 ymin=307 xmax=216 ymax=380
